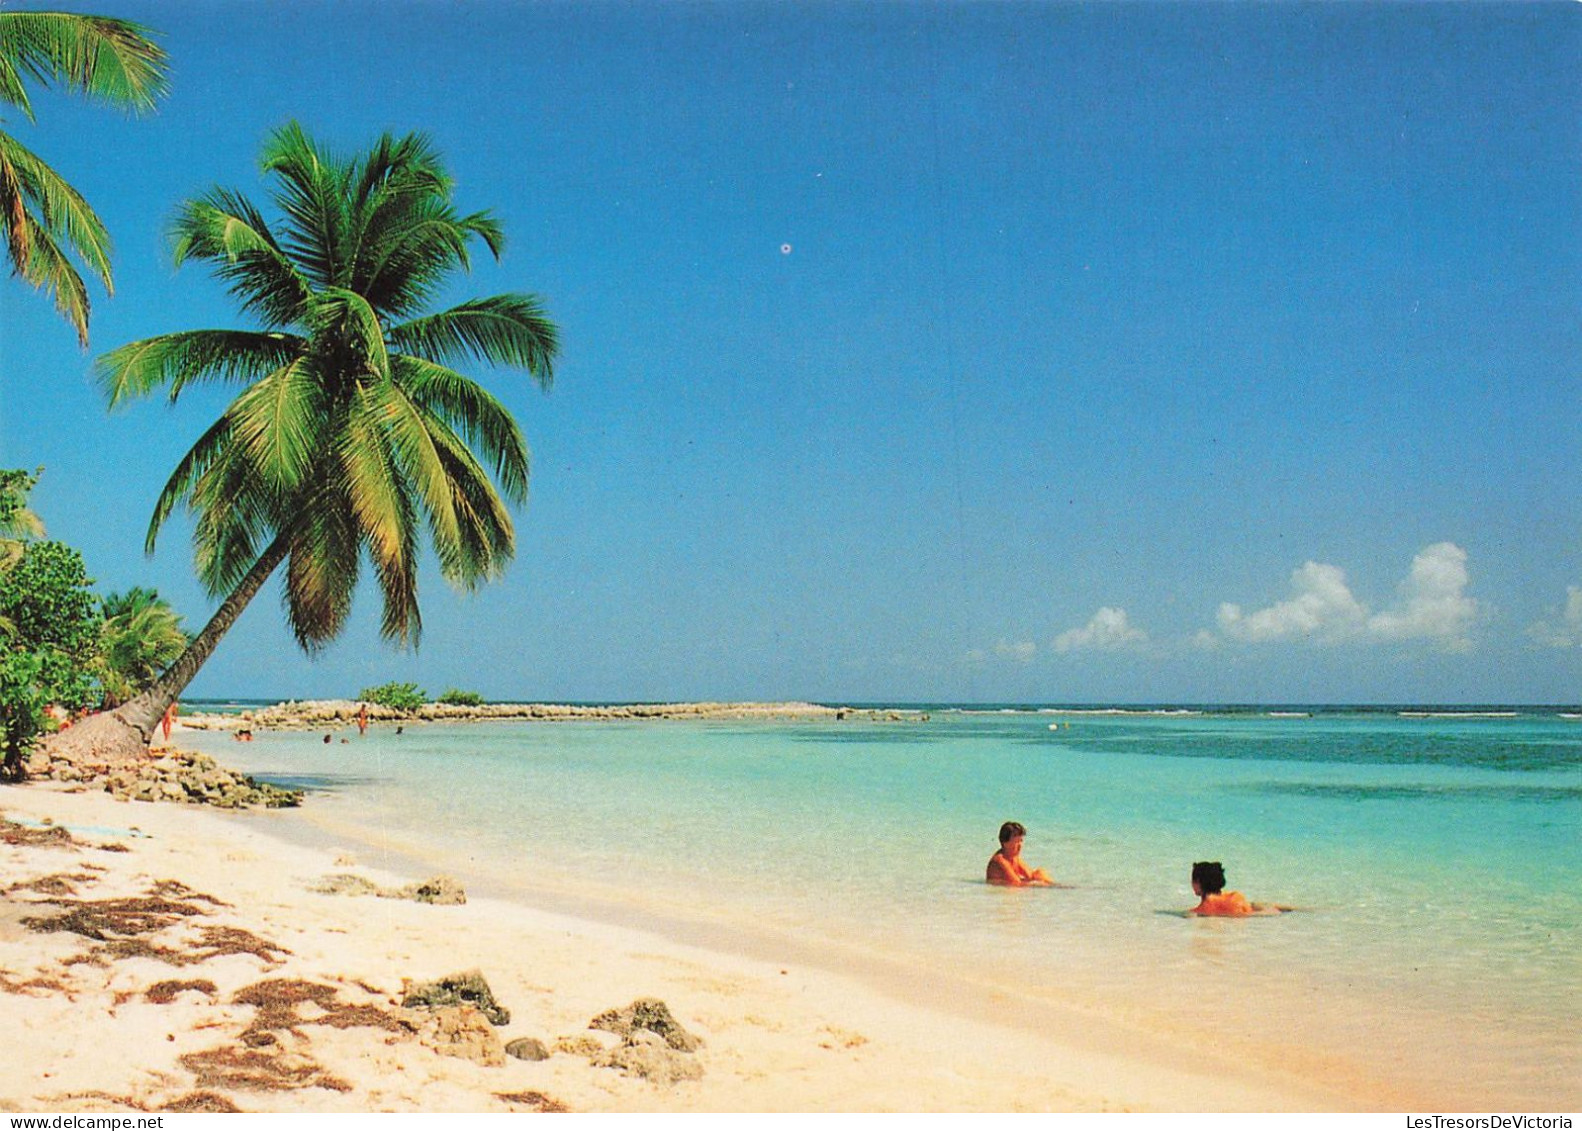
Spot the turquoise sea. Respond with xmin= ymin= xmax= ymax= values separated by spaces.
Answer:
xmin=186 ymin=706 xmax=1581 ymax=1109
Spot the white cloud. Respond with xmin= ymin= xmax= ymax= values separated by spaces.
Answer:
xmin=1052 ymin=607 xmax=1147 ymax=653
xmin=1217 ymin=561 xmax=1367 ymax=643
xmin=1215 ymin=543 xmax=1479 ymax=651
xmin=1364 ymin=542 xmax=1478 ymax=651
xmin=1528 ymin=586 xmax=1582 ymax=648
xmin=995 ymin=639 xmax=1037 ymax=664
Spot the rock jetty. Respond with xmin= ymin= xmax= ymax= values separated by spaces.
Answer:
xmin=178 ymin=699 xmax=917 ymax=732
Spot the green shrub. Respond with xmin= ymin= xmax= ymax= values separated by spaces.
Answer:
xmin=357 ymin=681 xmax=427 ymax=713
xmin=1 ymin=540 xmax=104 ymax=779
xmin=437 ymin=688 xmax=485 ymax=707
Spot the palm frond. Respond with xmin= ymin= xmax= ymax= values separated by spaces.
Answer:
xmin=13 ymin=206 xmax=91 ymax=345
xmin=420 ymin=412 xmax=517 ymax=587
xmin=393 ymin=354 xmax=530 ymax=502
xmin=338 ymin=384 xmax=424 ymax=644
xmin=282 ymin=483 xmax=361 ymax=650
xmin=0 ymin=129 xmax=111 ymax=343
xmin=172 ymin=190 xmax=311 ymax=325
xmin=145 ymin=414 xmax=234 ymax=553
xmin=96 ymin=329 xmax=303 ymax=406
xmin=346 ymin=377 xmax=458 ymax=567
xmin=0 ymin=12 xmax=169 ymax=114
xmin=260 ymin=121 xmax=349 ymax=289
xmin=224 ymin=357 xmax=329 ymax=494
xmin=386 ymin=295 xmax=557 ymax=385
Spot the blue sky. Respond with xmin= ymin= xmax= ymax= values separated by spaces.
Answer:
xmin=2 ymin=0 xmax=1578 ymax=705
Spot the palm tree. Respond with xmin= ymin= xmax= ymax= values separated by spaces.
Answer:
xmin=96 ymin=587 xmax=187 ymax=708
xmin=53 ymin=122 xmax=557 ymax=762
xmin=0 ymin=9 xmax=168 ymax=344
xmin=0 ymin=467 xmax=45 ymax=571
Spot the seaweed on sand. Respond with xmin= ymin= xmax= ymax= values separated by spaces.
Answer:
xmin=494 ymin=1090 xmax=570 ymax=1112
xmin=0 ymin=970 xmax=69 ymax=995
xmin=178 ymin=1046 xmax=351 ymax=1093
xmin=191 ymin=926 xmax=289 ymax=964
xmin=5 ymin=871 xmax=97 ymax=897
xmin=157 ymin=1091 xmax=244 ymax=1113
xmin=22 ymin=893 xmax=207 ymax=940
xmin=0 ymin=817 xmax=78 ymax=847
xmin=145 ymin=979 xmax=218 ymax=1004
xmin=150 ymin=879 xmax=230 ymax=907
xmin=232 ymin=977 xmax=406 ymax=1042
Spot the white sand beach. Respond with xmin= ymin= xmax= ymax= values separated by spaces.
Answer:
xmin=0 ymin=758 xmax=1368 ymax=1114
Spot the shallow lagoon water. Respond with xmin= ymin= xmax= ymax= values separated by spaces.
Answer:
xmin=194 ymin=709 xmax=1581 ymax=1108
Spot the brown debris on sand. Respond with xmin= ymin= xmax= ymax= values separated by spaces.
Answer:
xmin=18 ymin=880 xmax=288 ymax=968
xmin=5 ymin=871 xmax=98 ymax=897
xmin=1 ymin=816 xmax=78 ymax=847
xmin=189 ymin=926 xmax=289 ymax=965
xmin=179 ymin=1045 xmax=351 ymax=1094
xmin=22 ymin=892 xmax=208 ymax=941
xmin=0 ymin=971 xmax=70 ymax=996
xmin=494 ymin=1090 xmax=570 ymax=1112
xmin=157 ymin=1091 xmax=244 ymax=1113
xmin=145 ymin=979 xmax=219 ymax=1004
xmin=232 ymin=977 xmax=405 ymax=1039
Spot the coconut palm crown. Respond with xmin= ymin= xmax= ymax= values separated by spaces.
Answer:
xmin=0 ymin=10 xmax=169 ymax=344
xmin=90 ymin=122 xmax=557 ymax=736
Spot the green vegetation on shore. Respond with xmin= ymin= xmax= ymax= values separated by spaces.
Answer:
xmin=0 ymin=538 xmax=101 ymax=779
xmin=1 ymin=470 xmax=191 ymax=777
xmin=359 ymin=681 xmax=427 ymax=714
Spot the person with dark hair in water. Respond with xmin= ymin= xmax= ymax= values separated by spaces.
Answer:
xmin=1187 ymin=861 xmax=1291 ymax=916
xmin=987 ymin=821 xmax=1053 ymax=886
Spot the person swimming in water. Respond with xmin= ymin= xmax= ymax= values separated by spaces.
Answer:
xmin=986 ymin=821 xmax=1053 ymax=886
xmin=1187 ymin=861 xmax=1290 ymax=916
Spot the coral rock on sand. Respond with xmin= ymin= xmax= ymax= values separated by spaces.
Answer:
xmin=310 ymin=873 xmax=466 ymax=905
xmin=26 ymin=748 xmax=301 ymax=809
xmin=397 ymin=876 xmax=466 ymax=905
xmin=415 ymin=1005 xmax=506 ymax=1067
xmin=591 ymin=997 xmax=704 ymax=1052
xmin=504 ymin=1037 xmax=552 ymax=1062
xmin=593 ymin=1029 xmax=705 ymax=1085
xmin=400 ymin=969 xmax=510 ymax=1026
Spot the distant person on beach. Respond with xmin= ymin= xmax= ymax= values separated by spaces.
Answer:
xmin=987 ymin=821 xmax=1053 ymax=886
xmin=357 ymin=704 xmax=368 ymax=736
xmin=161 ymin=703 xmax=176 ymax=742
xmin=1186 ymin=861 xmax=1290 ymax=916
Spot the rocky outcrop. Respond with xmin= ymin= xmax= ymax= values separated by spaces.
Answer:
xmin=504 ymin=1037 xmax=551 ymax=1062
xmin=176 ymin=699 xmax=925 ymax=733
xmin=584 ymin=998 xmax=705 ymax=1084
xmin=592 ymin=1030 xmax=704 ymax=1085
xmin=413 ymin=1006 xmax=505 ymax=1067
xmin=310 ymin=873 xmax=466 ymax=905
xmin=26 ymin=748 xmax=301 ymax=809
xmin=400 ymin=970 xmax=510 ymax=1027
xmin=590 ymin=997 xmax=704 ymax=1052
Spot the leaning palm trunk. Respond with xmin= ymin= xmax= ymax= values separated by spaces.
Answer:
xmin=42 ymin=533 xmax=290 ymax=768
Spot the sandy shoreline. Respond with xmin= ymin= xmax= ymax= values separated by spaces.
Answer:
xmin=0 ymin=751 xmax=1374 ymax=1114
